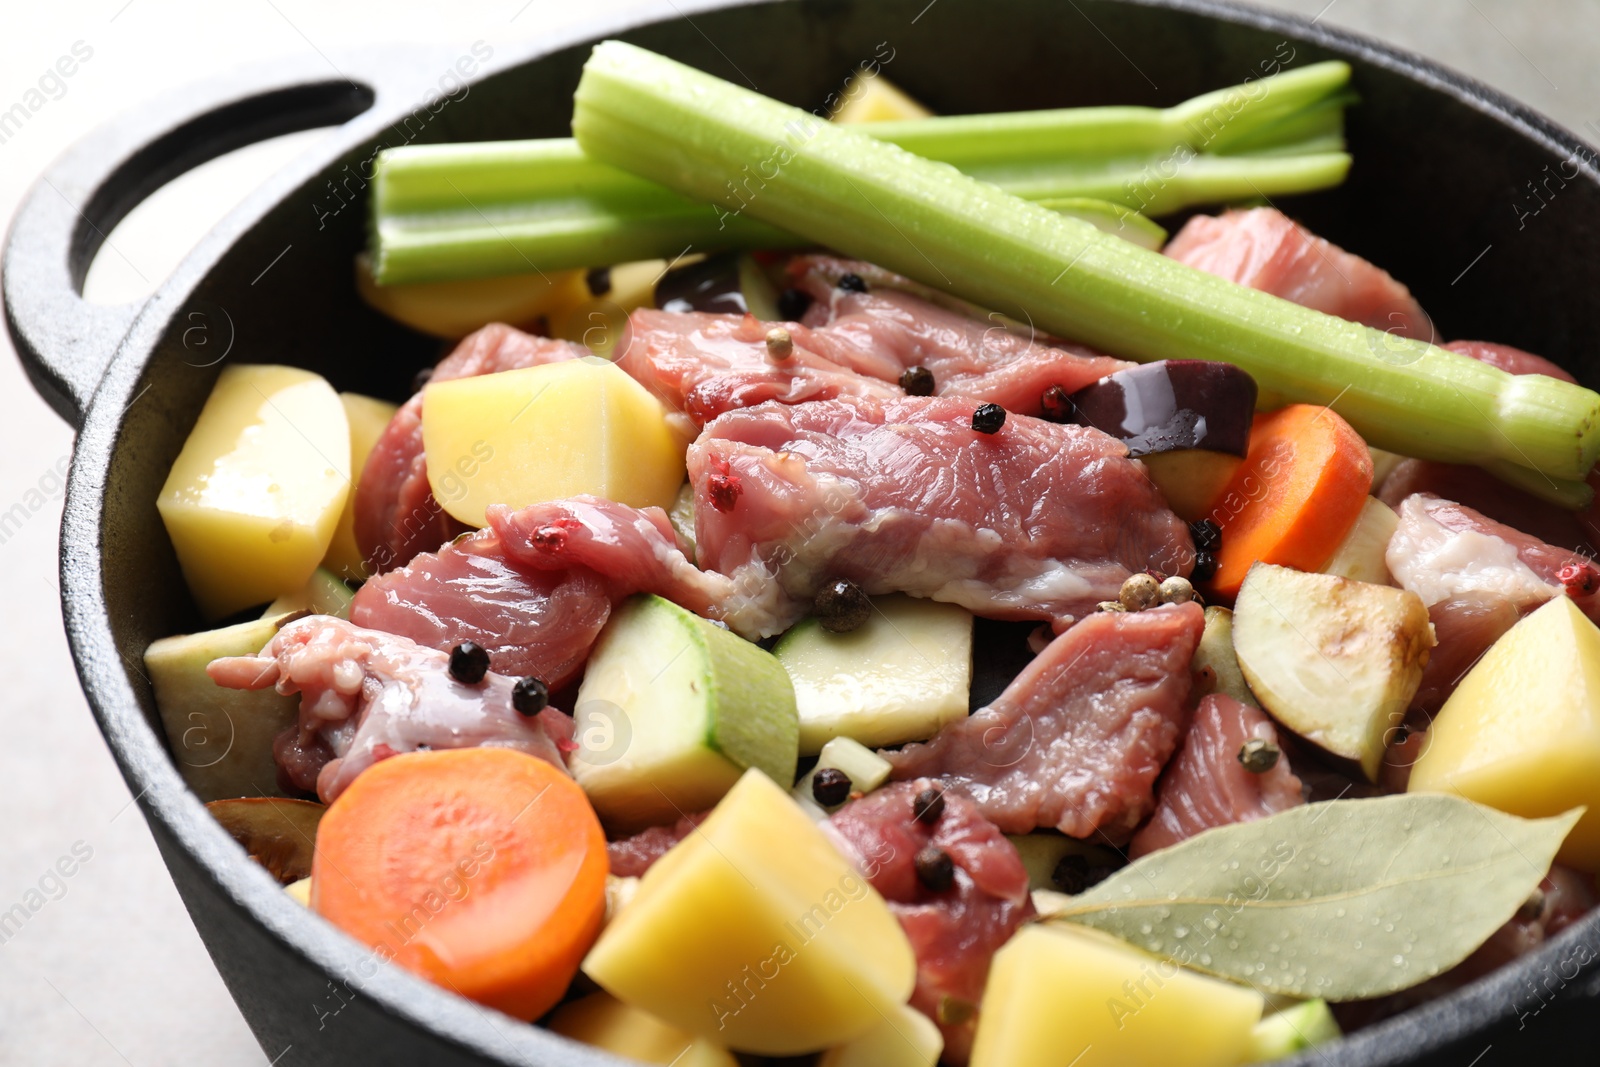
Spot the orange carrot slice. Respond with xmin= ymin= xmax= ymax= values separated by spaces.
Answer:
xmin=1205 ymin=404 xmax=1373 ymax=597
xmin=311 ymin=748 xmax=606 ymax=1019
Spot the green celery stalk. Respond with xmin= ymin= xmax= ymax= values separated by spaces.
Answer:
xmin=371 ymin=62 xmax=1353 ymax=283
xmin=571 ymin=41 xmax=1600 ymax=487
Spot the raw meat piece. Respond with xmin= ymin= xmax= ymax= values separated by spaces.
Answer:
xmin=208 ymin=616 xmax=572 ymax=802
xmin=1129 ymin=693 xmax=1304 ymax=857
xmin=1165 ymin=207 xmax=1435 ymax=340
xmin=886 ymin=602 xmax=1204 ymax=842
xmin=829 ymin=780 xmax=1033 ymax=1065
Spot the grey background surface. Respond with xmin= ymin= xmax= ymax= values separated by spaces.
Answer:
xmin=0 ymin=1 xmax=1593 ymax=1064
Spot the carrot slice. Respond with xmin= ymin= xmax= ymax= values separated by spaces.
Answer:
xmin=1205 ymin=403 xmax=1373 ymax=597
xmin=311 ymin=748 xmax=606 ymax=1019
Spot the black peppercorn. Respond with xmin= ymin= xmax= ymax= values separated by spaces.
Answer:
xmin=912 ymin=787 xmax=945 ymax=825
xmin=1189 ymin=518 xmax=1222 ymax=553
xmin=1238 ymin=738 xmax=1281 ymax=774
xmin=449 ymin=642 xmax=490 ymax=685
xmin=412 ymin=366 xmax=434 ymax=394
xmin=776 ymin=287 xmax=813 ymax=320
xmin=1191 ymin=550 xmax=1218 ymax=583
xmin=812 ymin=768 xmax=853 ymax=807
xmin=914 ymin=846 xmax=955 ymax=892
xmin=971 ymin=403 xmax=1006 ymax=434
xmin=899 ymin=365 xmax=935 ymax=396
xmin=815 ymin=578 xmax=871 ymax=633
xmin=512 ymin=677 xmax=550 ymax=716
xmin=837 ymin=272 xmax=868 ymax=293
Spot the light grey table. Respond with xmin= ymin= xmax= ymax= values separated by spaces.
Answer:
xmin=0 ymin=2 xmax=1593 ymax=1063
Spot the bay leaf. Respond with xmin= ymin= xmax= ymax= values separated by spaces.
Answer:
xmin=1035 ymin=794 xmax=1581 ymax=1000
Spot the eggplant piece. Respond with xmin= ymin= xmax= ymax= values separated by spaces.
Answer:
xmin=205 ymin=797 xmax=326 ymax=885
xmin=654 ymin=251 xmax=780 ymax=319
xmin=1066 ymin=360 xmax=1257 ymax=458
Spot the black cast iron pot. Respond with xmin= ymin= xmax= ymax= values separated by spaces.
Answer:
xmin=7 ymin=0 xmax=1599 ymax=1063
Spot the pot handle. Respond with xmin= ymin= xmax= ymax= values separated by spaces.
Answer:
xmin=2 ymin=63 xmax=380 ymax=429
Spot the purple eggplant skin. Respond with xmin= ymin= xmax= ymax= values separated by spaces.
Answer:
xmin=1066 ymin=360 xmax=1258 ymax=458
xmin=655 ymin=251 xmax=748 ymax=314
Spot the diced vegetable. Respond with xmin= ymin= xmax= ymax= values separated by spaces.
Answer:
xmin=205 ymin=798 xmax=324 ymax=885
xmin=1065 ymin=360 xmax=1257 ymax=458
xmin=773 ymin=594 xmax=972 ymax=754
xmin=1367 ymin=445 xmax=1406 ymax=487
xmin=421 ymin=361 xmax=687 ymax=528
xmin=548 ymin=991 xmax=738 ymax=1067
xmin=311 ymin=748 xmax=607 ymax=1019
xmin=1409 ymin=595 xmax=1600 ymax=871
xmin=157 ymin=364 xmax=351 ymax=618
xmin=145 ymin=613 xmax=301 ymax=801
xmin=571 ymin=42 xmax=1600 ymax=487
xmin=262 ymin=567 xmax=354 ymax=620
xmin=1191 ymin=605 xmax=1259 ymax=708
xmin=1141 ymin=450 xmax=1242 ymax=523
xmin=667 ymin=481 xmax=696 ymax=560
xmin=793 ymin=737 xmax=893 ymax=817
xmin=322 ymin=392 xmax=397 ymax=581
xmin=969 ymin=924 xmax=1263 ymax=1067
xmin=1005 ymin=833 xmax=1121 ymax=894
xmin=1244 ymin=999 xmax=1340 ymax=1062
xmin=1206 ymin=405 xmax=1373 ymax=597
xmin=1233 ymin=563 xmax=1433 ymax=780
xmin=582 ymin=769 xmax=917 ymax=1054
xmin=547 ymin=258 xmax=665 ymax=356
xmin=285 ymin=877 xmax=311 ymax=906
xmin=655 ymin=251 xmax=780 ymax=320
xmin=1320 ymin=497 xmax=1399 ymax=585
xmin=831 ymin=73 xmax=933 ymax=125
xmin=817 ymin=1001 xmax=943 ymax=1067
xmin=354 ymin=254 xmax=589 ymax=338
xmin=571 ymin=595 xmax=799 ymax=831
xmin=373 ymin=62 xmax=1353 ymax=283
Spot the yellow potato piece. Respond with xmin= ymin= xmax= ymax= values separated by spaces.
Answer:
xmin=321 ymin=392 xmax=398 ymax=582
xmin=970 ymin=924 xmax=1262 ymax=1067
xmin=582 ymin=769 xmax=916 ymax=1055
xmin=832 ymin=73 xmax=934 ymax=124
xmin=547 ymin=992 xmax=737 ymax=1067
xmin=157 ymin=365 xmax=350 ymax=619
xmin=1410 ymin=595 xmax=1600 ymax=871
xmin=818 ymin=1001 xmax=942 ymax=1067
xmin=355 ymin=254 xmax=590 ymax=339
xmin=422 ymin=360 xmax=686 ymax=528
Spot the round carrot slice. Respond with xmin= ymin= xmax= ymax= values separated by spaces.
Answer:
xmin=311 ymin=748 xmax=606 ymax=1020
xmin=1205 ymin=403 xmax=1373 ymax=598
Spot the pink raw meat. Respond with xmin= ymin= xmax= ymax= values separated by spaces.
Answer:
xmin=828 ymin=780 xmax=1033 ymax=1065
xmin=1165 ymin=207 xmax=1435 ymax=340
xmin=684 ymin=395 xmax=1194 ymax=637
xmin=350 ymin=527 xmax=613 ymax=691
xmin=207 ymin=615 xmax=573 ymax=802
xmin=614 ymin=308 xmax=900 ymax=424
xmin=887 ymin=602 xmax=1204 ymax=842
xmin=789 ymin=254 xmax=1132 ymax=417
xmin=1444 ymin=339 xmax=1577 ymax=383
xmin=1129 ymin=693 xmax=1304 ymax=857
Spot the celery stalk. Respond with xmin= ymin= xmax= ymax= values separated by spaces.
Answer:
xmin=371 ymin=63 xmax=1353 ymax=284
xmin=571 ymin=41 xmax=1600 ymax=486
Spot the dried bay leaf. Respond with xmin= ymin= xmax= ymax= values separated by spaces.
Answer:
xmin=1035 ymin=794 xmax=1581 ymax=1000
